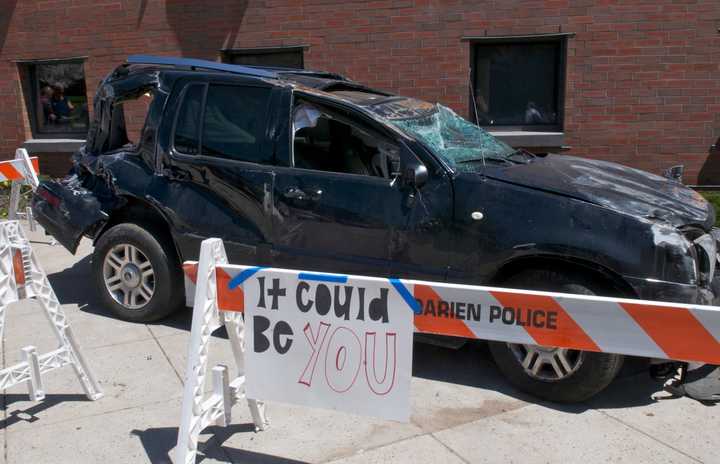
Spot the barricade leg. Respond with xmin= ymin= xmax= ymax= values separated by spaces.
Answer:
xmin=63 ymin=326 xmax=104 ymax=401
xmin=212 ymin=365 xmax=232 ymax=427
xmin=22 ymin=346 xmax=45 ymax=401
xmin=176 ymin=238 xmax=226 ymax=464
xmin=8 ymin=180 xmax=21 ymax=220
xmin=224 ymin=312 xmax=268 ymax=430
xmin=0 ymin=225 xmax=16 ymax=342
xmin=28 ymin=251 xmax=103 ymax=400
xmin=0 ymin=302 xmax=6 ymax=345
xmin=26 ymin=206 xmax=36 ymax=232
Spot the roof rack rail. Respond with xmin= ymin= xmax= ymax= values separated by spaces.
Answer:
xmin=125 ymin=55 xmax=278 ymax=79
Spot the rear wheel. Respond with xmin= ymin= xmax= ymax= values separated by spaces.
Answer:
xmin=489 ymin=268 xmax=624 ymax=403
xmin=92 ymin=223 xmax=183 ymax=322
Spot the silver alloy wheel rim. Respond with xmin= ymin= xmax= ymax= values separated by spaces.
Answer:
xmin=103 ymin=244 xmax=155 ymax=310
xmin=508 ymin=343 xmax=584 ymax=381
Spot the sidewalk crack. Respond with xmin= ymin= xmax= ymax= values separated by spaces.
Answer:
xmin=429 ymin=433 xmax=471 ymax=464
xmin=146 ymin=325 xmax=184 ymax=385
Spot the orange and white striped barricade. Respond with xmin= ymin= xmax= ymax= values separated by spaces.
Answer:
xmin=175 ymin=238 xmax=268 ymax=464
xmin=0 ymin=220 xmax=102 ymax=401
xmin=2 ymin=148 xmax=40 ymax=231
xmin=179 ymin=238 xmax=720 ymax=462
xmin=183 ymin=247 xmax=720 ymax=371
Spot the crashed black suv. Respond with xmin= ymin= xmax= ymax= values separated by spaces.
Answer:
xmin=33 ymin=55 xmax=719 ymax=403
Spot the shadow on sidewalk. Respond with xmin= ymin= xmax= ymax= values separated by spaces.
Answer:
xmin=411 ymin=340 xmax=662 ymax=413
xmin=0 ymin=393 xmax=88 ymax=430
xmin=131 ymin=424 xmax=307 ymax=464
xmin=48 ymin=255 xmax=203 ymax=336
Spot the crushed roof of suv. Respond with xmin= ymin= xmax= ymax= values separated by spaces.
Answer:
xmin=120 ymin=54 xmax=390 ymax=95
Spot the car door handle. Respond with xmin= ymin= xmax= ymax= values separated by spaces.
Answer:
xmin=282 ymin=187 xmax=323 ymax=203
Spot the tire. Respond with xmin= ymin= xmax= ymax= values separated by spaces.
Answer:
xmin=92 ymin=223 xmax=184 ymax=322
xmin=488 ymin=268 xmax=624 ymax=403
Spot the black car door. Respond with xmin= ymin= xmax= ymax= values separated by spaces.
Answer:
xmin=150 ymin=76 xmax=278 ymax=265
xmin=270 ymin=92 xmax=453 ymax=280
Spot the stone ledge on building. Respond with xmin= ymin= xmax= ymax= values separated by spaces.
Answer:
xmin=489 ymin=131 xmax=565 ymax=151
xmin=20 ymin=139 xmax=84 ymax=178
xmin=22 ymin=138 xmax=85 ymax=155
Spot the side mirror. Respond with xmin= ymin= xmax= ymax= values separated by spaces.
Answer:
xmin=663 ymin=164 xmax=684 ymax=183
xmin=403 ymin=164 xmax=428 ymax=189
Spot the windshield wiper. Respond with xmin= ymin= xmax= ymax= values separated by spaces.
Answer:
xmin=506 ymin=149 xmax=536 ymax=164
xmin=458 ymin=157 xmax=511 ymax=165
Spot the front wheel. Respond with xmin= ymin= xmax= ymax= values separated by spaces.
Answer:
xmin=92 ymin=223 xmax=183 ymax=322
xmin=489 ymin=269 xmax=624 ymax=403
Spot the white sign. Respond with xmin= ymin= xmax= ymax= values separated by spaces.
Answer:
xmin=243 ymin=269 xmax=414 ymax=422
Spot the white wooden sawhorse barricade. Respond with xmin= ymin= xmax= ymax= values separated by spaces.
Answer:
xmin=177 ymin=235 xmax=720 ymax=463
xmin=0 ymin=220 xmax=102 ymax=401
xmin=3 ymin=148 xmax=40 ymax=231
xmin=175 ymin=238 xmax=268 ymax=464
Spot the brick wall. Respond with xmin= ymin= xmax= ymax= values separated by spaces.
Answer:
xmin=35 ymin=151 xmax=75 ymax=178
xmin=0 ymin=0 xmax=718 ymax=183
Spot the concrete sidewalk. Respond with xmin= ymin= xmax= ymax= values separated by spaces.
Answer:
xmin=0 ymin=223 xmax=716 ymax=463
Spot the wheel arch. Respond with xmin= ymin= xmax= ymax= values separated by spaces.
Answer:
xmin=490 ymin=254 xmax=637 ymax=298
xmin=93 ymin=195 xmax=182 ymax=264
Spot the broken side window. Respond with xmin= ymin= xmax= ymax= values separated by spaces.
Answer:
xmin=291 ymin=99 xmax=400 ymax=179
xmin=120 ymin=92 xmax=153 ymax=146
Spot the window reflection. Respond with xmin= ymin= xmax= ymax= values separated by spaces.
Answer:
xmin=473 ymin=41 xmax=562 ymax=128
xmin=31 ymin=61 xmax=89 ymax=135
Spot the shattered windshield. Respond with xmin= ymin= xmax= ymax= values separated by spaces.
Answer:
xmin=372 ymin=99 xmax=514 ymax=170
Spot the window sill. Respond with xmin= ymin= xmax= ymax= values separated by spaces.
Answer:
xmin=22 ymin=138 xmax=85 ymax=154
xmin=488 ymin=131 xmax=564 ymax=149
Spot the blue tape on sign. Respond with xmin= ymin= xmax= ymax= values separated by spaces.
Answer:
xmin=298 ymin=272 xmax=349 ymax=283
xmin=389 ymin=278 xmax=422 ymax=314
xmin=228 ymin=267 xmax=266 ymax=289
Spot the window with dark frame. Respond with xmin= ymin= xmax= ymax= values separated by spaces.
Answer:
xmin=173 ymin=84 xmax=205 ymax=156
xmin=172 ymin=83 xmax=273 ymax=164
xmin=471 ymin=37 xmax=567 ymax=131
xmin=201 ymin=84 xmax=273 ymax=163
xmin=20 ymin=59 xmax=90 ymax=138
xmin=221 ymin=46 xmax=305 ymax=69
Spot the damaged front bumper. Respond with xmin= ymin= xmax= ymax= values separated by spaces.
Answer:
xmin=626 ymin=227 xmax=720 ymax=306
xmin=626 ymin=241 xmax=720 ymax=402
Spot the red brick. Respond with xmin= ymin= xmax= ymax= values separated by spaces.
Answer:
xmin=0 ymin=0 xmax=717 ymax=184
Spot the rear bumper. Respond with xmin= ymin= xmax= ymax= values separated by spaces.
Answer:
xmin=624 ymin=276 xmax=718 ymax=306
xmin=31 ymin=179 xmax=107 ymax=254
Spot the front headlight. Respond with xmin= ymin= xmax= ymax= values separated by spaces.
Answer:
xmin=653 ymin=224 xmax=698 ymax=285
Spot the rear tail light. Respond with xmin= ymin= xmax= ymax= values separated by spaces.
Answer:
xmin=37 ymin=186 xmax=61 ymax=208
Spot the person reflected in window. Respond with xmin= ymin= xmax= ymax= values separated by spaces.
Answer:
xmin=39 ymin=86 xmax=55 ymax=125
xmin=524 ymin=101 xmax=544 ymax=124
xmin=50 ymin=85 xmax=75 ymax=125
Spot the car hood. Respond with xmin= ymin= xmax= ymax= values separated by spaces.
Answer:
xmin=476 ymin=154 xmax=714 ymax=229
